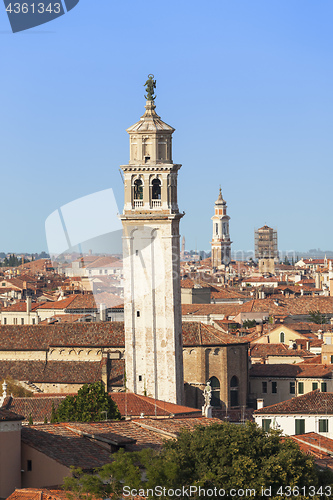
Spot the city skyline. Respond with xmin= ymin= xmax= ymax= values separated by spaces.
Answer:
xmin=1 ymin=0 xmax=332 ymax=253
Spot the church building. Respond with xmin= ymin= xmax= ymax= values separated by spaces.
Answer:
xmin=120 ymin=76 xmax=184 ymax=405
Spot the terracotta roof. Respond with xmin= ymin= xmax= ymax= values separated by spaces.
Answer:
xmin=0 ymin=322 xmax=125 ymax=350
xmin=250 ymin=363 xmax=333 ymax=379
xmin=110 ymin=393 xmax=200 ymax=418
xmin=0 ymin=360 xmax=105 ymax=384
xmin=0 ymin=407 xmax=24 ymax=421
xmin=239 ymin=297 xmax=333 ymax=316
xmin=85 ymin=256 xmax=122 ymax=269
xmin=22 ymin=423 xmax=114 ymax=470
xmin=6 ymin=489 xmax=81 ymax=500
xmin=182 ymin=322 xmax=248 ymax=346
xmin=254 ymin=390 xmax=333 ymax=415
xmin=249 ymin=343 xmax=314 ymax=359
xmin=290 ymin=433 xmax=333 ymax=470
xmin=2 ymin=301 xmax=42 ymax=313
xmin=2 ymin=395 xmax=66 ymax=423
xmin=182 ymin=303 xmax=242 ymax=317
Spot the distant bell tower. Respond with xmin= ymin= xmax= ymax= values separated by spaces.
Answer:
xmin=120 ymin=76 xmax=184 ymax=405
xmin=211 ymin=188 xmax=232 ymax=269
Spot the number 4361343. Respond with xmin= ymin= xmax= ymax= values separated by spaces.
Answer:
xmin=6 ymin=3 xmax=61 ymax=14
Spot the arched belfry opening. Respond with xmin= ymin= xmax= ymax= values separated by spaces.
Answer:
xmin=152 ymin=178 xmax=161 ymax=200
xmin=133 ymin=179 xmax=143 ymax=200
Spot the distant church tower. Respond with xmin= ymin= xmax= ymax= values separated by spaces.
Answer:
xmin=120 ymin=76 xmax=184 ymax=405
xmin=211 ymin=188 xmax=232 ymax=269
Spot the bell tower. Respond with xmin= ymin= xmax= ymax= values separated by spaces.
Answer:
xmin=211 ymin=188 xmax=232 ymax=270
xmin=120 ymin=76 xmax=184 ymax=405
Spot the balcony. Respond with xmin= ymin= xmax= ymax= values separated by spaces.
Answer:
xmin=133 ymin=200 xmax=143 ymax=208
xmin=151 ymin=200 xmax=161 ymax=208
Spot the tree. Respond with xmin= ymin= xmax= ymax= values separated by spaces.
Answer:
xmin=242 ymin=319 xmax=256 ymax=329
xmin=52 ymin=382 xmax=121 ymax=423
xmin=308 ymin=310 xmax=328 ymax=325
xmin=64 ymin=422 xmax=333 ymax=499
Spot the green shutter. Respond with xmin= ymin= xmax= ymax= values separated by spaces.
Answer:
xmin=312 ymin=382 xmax=318 ymax=391
xmin=262 ymin=419 xmax=271 ymax=432
xmin=295 ymin=419 xmax=305 ymax=435
xmin=298 ymin=382 xmax=304 ymax=394
xmin=321 ymin=382 xmax=327 ymax=392
xmin=319 ymin=419 xmax=329 ymax=433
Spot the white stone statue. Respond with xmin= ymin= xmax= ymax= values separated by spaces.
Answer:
xmin=203 ymin=381 xmax=212 ymax=406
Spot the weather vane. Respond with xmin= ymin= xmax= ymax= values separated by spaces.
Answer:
xmin=144 ymin=74 xmax=156 ymax=101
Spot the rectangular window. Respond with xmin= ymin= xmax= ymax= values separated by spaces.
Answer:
xmin=21 ymin=318 xmax=24 ymax=325
xmin=262 ymin=381 xmax=267 ymax=394
xmin=138 ymin=375 xmax=142 ymax=382
xmin=331 ymin=355 xmax=333 ymax=364
xmin=27 ymin=460 xmax=32 ymax=472
xmin=136 ymin=311 xmax=140 ymax=317
xmin=290 ymin=382 xmax=295 ymax=394
xmin=312 ymin=382 xmax=318 ymax=391
xmin=13 ymin=318 xmax=17 ymax=325
xmin=3 ymin=318 xmax=6 ymax=325
xmin=32 ymin=318 xmax=35 ymax=325
xmin=298 ymin=382 xmax=304 ymax=394
xmin=295 ymin=419 xmax=305 ymax=435
xmin=319 ymin=419 xmax=329 ymax=433
xmin=272 ymin=381 xmax=277 ymax=394
xmin=321 ymin=382 xmax=327 ymax=392
xmin=262 ymin=419 xmax=271 ymax=432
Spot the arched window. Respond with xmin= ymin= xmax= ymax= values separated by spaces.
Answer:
xmin=280 ymin=331 xmax=285 ymax=343
xmin=215 ymin=223 xmax=218 ymax=235
xmin=134 ymin=179 xmax=143 ymax=200
xmin=230 ymin=375 xmax=239 ymax=407
xmin=209 ymin=376 xmax=220 ymax=407
xmin=152 ymin=178 xmax=161 ymax=200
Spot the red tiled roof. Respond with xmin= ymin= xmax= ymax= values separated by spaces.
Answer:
xmin=254 ymin=389 xmax=333 ymax=415
xmin=110 ymin=393 xmax=200 ymax=417
xmin=250 ymin=363 xmax=333 ymax=379
xmin=183 ymin=322 xmax=248 ymax=346
xmin=6 ymin=489 xmax=82 ymax=500
xmin=249 ymin=343 xmax=314 ymax=359
xmin=0 ymin=407 xmax=24 ymax=421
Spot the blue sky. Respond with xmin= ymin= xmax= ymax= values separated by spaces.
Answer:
xmin=1 ymin=0 xmax=332 ymax=254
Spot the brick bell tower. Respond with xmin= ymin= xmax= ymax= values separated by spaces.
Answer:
xmin=120 ymin=76 xmax=184 ymax=405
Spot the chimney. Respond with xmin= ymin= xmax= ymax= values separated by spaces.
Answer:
xmin=257 ymin=398 xmax=264 ymax=410
xmin=100 ymin=303 xmax=107 ymax=322
xmin=26 ymin=296 xmax=32 ymax=314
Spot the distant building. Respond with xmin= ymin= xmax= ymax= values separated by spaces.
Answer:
xmin=211 ymin=188 xmax=232 ymax=270
xmin=255 ymin=225 xmax=278 ymax=274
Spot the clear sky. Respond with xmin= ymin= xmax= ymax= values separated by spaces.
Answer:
xmin=1 ymin=0 xmax=332 ymax=255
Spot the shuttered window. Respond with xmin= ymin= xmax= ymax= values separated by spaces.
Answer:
xmin=295 ymin=419 xmax=305 ymax=435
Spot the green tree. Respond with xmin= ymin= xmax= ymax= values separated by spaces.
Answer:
xmin=242 ymin=319 xmax=257 ymax=329
xmin=308 ymin=310 xmax=328 ymax=324
xmin=28 ymin=413 xmax=33 ymax=425
xmin=64 ymin=422 xmax=333 ymax=499
xmin=52 ymin=382 xmax=121 ymax=423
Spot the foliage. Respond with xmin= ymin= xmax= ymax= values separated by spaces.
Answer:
xmin=308 ymin=309 xmax=328 ymax=324
xmin=0 ymin=377 xmax=33 ymax=398
xmin=52 ymin=382 xmax=121 ymax=423
xmin=242 ymin=319 xmax=256 ymax=329
xmin=63 ymin=422 xmax=333 ymax=499
xmin=28 ymin=413 xmax=33 ymax=425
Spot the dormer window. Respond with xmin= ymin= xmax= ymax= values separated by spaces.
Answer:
xmin=152 ymin=179 xmax=161 ymax=200
xmin=134 ymin=179 xmax=143 ymax=200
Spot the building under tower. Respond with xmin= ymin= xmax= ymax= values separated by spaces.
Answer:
xmin=254 ymin=225 xmax=278 ymax=274
xmin=211 ymin=188 xmax=232 ymax=270
xmin=120 ymin=76 xmax=184 ymax=405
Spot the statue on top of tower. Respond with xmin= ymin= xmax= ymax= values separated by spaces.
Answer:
xmin=144 ymin=74 xmax=156 ymax=101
